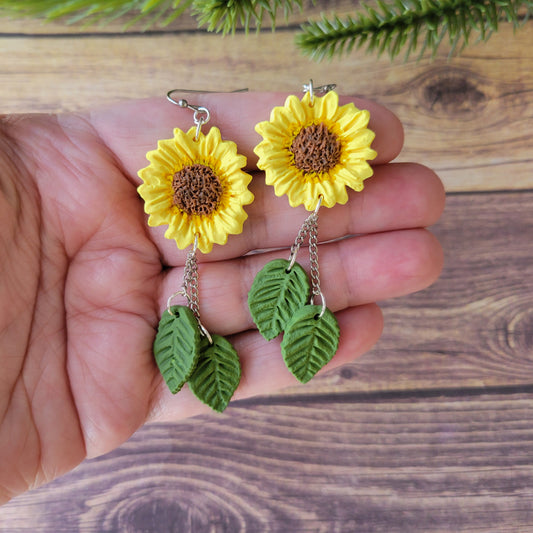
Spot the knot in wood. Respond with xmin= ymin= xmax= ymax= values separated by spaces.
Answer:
xmin=290 ymin=122 xmax=341 ymax=174
xmin=421 ymin=68 xmax=486 ymax=113
xmin=172 ymin=164 xmax=223 ymax=216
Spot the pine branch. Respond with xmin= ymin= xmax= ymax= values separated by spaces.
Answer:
xmin=0 ymin=0 xmax=193 ymax=29
xmin=191 ymin=0 xmax=305 ymax=34
xmin=296 ymin=0 xmax=533 ymax=61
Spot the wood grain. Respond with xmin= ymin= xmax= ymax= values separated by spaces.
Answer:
xmin=1 ymin=391 xmax=533 ymax=532
xmin=1 ymin=22 xmax=532 ymax=192
xmin=292 ymin=190 xmax=533 ymax=396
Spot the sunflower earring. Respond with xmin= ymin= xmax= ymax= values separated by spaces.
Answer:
xmin=138 ymin=91 xmax=254 ymax=412
xmin=249 ymin=80 xmax=377 ymax=383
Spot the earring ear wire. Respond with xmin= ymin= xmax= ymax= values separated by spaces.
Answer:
xmin=166 ymin=88 xmax=248 ymax=140
xmin=166 ymin=87 xmax=248 ymax=103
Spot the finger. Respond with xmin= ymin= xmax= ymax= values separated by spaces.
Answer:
xmin=147 ymin=303 xmax=383 ymax=422
xmin=155 ymin=162 xmax=445 ymax=266
xmin=158 ymin=228 xmax=444 ymax=337
xmin=87 ymin=92 xmax=403 ymax=181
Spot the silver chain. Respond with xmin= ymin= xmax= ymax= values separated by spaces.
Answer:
xmin=288 ymin=212 xmax=317 ymax=269
xmin=287 ymin=196 xmax=323 ymax=303
xmin=181 ymin=246 xmax=213 ymax=343
xmin=166 ymin=235 xmax=213 ymax=343
xmin=308 ymin=218 xmax=321 ymax=299
xmin=182 ymin=246 xmax=200 ymax=322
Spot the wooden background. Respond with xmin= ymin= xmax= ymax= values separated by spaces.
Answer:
xmin=1 ymin=3 xmax=533 ymax=531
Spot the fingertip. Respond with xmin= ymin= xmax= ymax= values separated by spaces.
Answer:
xmin=332 ymin=303 xmax=384 ymax=369
xmin=369 ymin=103 xmax=404 ymax=164
xmin=427 ymin=167 xmax=446 ymax=225
xmin=397 ymin=228 xmax=445 ymax=294
xmin=372 ymin=162 xmax=446 ymax=228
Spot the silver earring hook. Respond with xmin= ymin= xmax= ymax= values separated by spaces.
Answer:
xmin=166 ymin=88 xmax=248 ymax=102
xmin=166 ymin=88 xmax=248 ymax=140
xmin=167 ymin=92 xmax=210 ymax=140
xmin=302 ymin=79 xmax=337 ymax=106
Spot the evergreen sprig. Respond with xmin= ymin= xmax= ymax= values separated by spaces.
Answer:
xmin=0 ymin=0 xmax=192 ymax=29
xmin=191 ymin=0 xmax=304 ymax=34
xmin=297 ymin=0 xmax=533 ymax=61
xmin=1 ymin=0 xmax=532 ymax=61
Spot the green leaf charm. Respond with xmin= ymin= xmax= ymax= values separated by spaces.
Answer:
xmin=188 ymin=334 xmax=241 ymax=412
xmin=281 ymin=305 xmax=340 ymax=384
xmin=153 ymin=305 xmax=201 ymax=394
xmin=248 ymin=258 xmax=310 ymax=340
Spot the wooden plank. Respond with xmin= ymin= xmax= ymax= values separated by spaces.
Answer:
xmin=1 ymin=391 xmax=533 ymax=531
xmin=284 ymin=190 xmax=533 ymax=396
xmin=0 ymin=23 xmax=532 ymax=191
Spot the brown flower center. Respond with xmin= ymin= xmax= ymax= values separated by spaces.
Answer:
xmin=290 ymin=122 xmax=342 ymax=174
xmin=172 ymin=164 xmax=223 ymax=216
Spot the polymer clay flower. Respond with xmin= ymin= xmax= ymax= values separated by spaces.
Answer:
xmin=138 ymin=126 xmax=254 ymax=254
xmin=254 ymin=91 xmax=377 ymax=210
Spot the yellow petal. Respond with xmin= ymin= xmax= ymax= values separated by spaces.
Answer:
xmin=284 ymin=95 xmax=309 ymax=125
xmin=337 ymin=107 xmax=371 ymax=133
xmin=174 ymin=128 xmax=199 ymax=161
xmin=314 ymin=91 xmax=339 ymax=120
xmin=336 ymin=165 xmax=371 ymax=190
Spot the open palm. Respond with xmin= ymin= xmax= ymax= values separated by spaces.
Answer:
xmin=0 ymin=93 xmax=444 ymax=503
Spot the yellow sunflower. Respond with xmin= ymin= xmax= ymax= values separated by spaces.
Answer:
xmin=138 ymin=126 xmax=254 ymax=254
xmin=254 ymin=91 xmax=377 ymax=211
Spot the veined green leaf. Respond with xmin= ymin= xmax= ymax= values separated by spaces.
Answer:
xmin=189 ymin=334 xmax=241 ymax=412
xmin=248 ymin=259 xmax=310 ymax=341
xmin=281 ymin=305 xmax=340 ymax=384
xmin=153 ymin=305 xmax=201 ymax=394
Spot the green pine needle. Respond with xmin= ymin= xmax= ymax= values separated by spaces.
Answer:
xmin=0 ymin=0 xmax=192 ymax=29
xmin=1 ymin=0 xmax=531 ymax=60
xmin=191 ymin=0 xmax=305 ymax=34
xmin=297 ymin=0 xmax=533 ymax=61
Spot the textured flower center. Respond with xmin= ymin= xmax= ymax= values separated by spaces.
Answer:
xmin=172 ymin=164 xmax=223 ymax=216
xmin=290 ymin=122 xmax=342 ymax=174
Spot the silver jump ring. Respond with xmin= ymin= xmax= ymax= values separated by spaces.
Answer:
xmin=287 ymin=248 xmax=298 ymax=272
xmin=192 ymin=107 xmax=210 ymax=127
xmin=305 ymin=79 xmax=315 ymax=104
xmin=314 ymin=195 xmax=323 ymax=215
xmin=166 ymin=290 xmax=190 ymax=315
xmin=194 ymin=117 xmax=206 ymax=141
xmin=311 ymin=290 xmax=327 ymax=319
xmin=303 ymin=80 xmax=337 ymax=106
xmin=198 ymin=321 xmax=213 ymax=345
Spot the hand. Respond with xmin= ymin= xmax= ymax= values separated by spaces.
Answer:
xmin=0 ymin=93 xmax=444 ymax=503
